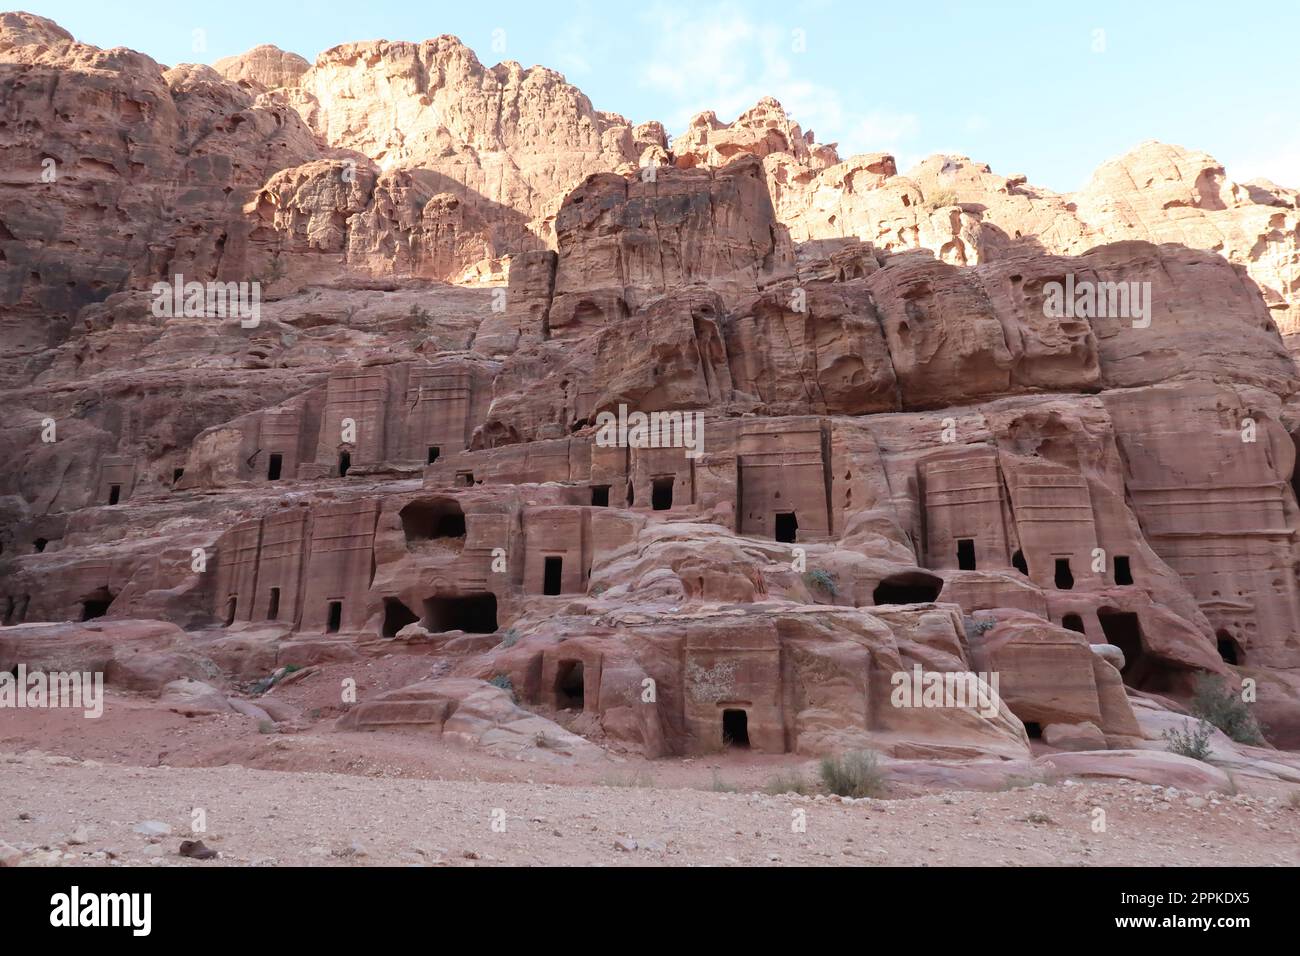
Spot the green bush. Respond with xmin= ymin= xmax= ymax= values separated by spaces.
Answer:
xmin=600 ymin=770 xmax=655 ymax=788
xmin=488 ymin=674 xmax=515 ymax=700
xmin=803 ymin=569 xmax=839 ymax=597
xmin=924 ymin=189 xmax=958 ymax=210
xmin=819 ymin=750 xmax=886 ymax=798
xmin=763 ymin=772 xmax=810 ymax=796
xmin=1190 ymin=674 xmax=1264 ymax=745
xmin=1163 ymin=718 xmax=1215 ymax=762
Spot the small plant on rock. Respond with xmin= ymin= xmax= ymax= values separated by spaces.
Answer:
xmin=488 ymin=674 xmax=515 ymax=700
xmin=764 ymin=772 xmax=810 ymax=796
xmin=924 ymin=189 xmax=958 ymax=210
xmin=1163 ymin=718 xmax=1215 ymax=762
xmin=819 ymin=749 xmax=886 ymax=798
xmin=1190 ymin=674 xmax=1264 ymax=745
xmin=803 ymin=568 xmax=839 ymax=597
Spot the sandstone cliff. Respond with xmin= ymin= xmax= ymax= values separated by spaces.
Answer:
xmin=4 ymin=14 xmax=1300 ymax=768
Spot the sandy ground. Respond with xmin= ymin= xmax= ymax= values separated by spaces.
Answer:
xmin=1 ymin=747 xmax=1298 ymax=867
xmin=2 ymin=667 xmax=1299 ymax=867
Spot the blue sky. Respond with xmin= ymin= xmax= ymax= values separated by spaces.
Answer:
xmin=20 ymin=0 xmax=1300 ymax=191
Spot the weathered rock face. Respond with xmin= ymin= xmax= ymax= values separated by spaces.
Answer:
xmin=212 ymin=44 xmax=311 ymax=91
xmin=3 ymin=16 xmax=1300 ymax=765
xmin=550 ymin=156 xmax=784 ymax=325
xmin=691 ymin=101 xmax=1300 ymax=360
xmin=1073 ymin=142 xmax=1300 ymax=346
xmin=0 ymin=13 xmax=324 ymax=364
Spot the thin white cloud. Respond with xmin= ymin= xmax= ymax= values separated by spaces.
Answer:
xmin=636 ymin=1 xmax=918 ymax=158
xmin=1226 ymin=117 xmax=1300 ymax=190
xmin=551 ymin=16 xmax=594 ymax=78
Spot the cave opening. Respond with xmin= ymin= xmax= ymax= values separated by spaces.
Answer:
xmin=108 ymin=484 xmax=121 ymax=506
xmin=400 ymin=498 xmax=466 ymax=543
xmin=554 ymin=660 xmax=585 ymax=710
xmin=1011 ymin=549 xmax=1028 ymax=575
xmin=267 ymin=587 xmax=280 ymax=621
xmin=1098 ymin=609 xmax=1152 ymax=687
xmin=722 ymin=709 xmax=750 ymax=748
xmin=423 ymin=593 xmax=498 ymax=633
xmin=81 ymin=588 xmax=114 ymax=621
xmin=337 ymin=452 xmax=351 ymax=477
xmin=382 ymin=597 xmax=419 ymax=638
xmin=774 ymin=511 xmax=798 ymax=543
xmin=1054 ymin=558 xmax=1074 ymax=590
xmin=1114 ymin=555 xmax=1133 ymax=586
xmin=426 ymin=446 xmax=440 ymax=464
xmin=1062 ymin=613 xmax=1086 ymax=634
xmin=591 ymin=485 xmax=610 ymax=507
xmin=326 ymin=600 xmax=343 ymax=633
xmin=957 ymin=538 xmax=977 ymax=571
xmin=872 ymin=571 xmax=943 ymax=606
xmin=543 ymin=556 xmax=563 ymax=596
xmin=267 ymin=453 xmax=282 ymax=481
xmin=1216 ymin=630 xmax=1243 ymax=666
xmin=651 ymin=476 xmax=674 ymax=511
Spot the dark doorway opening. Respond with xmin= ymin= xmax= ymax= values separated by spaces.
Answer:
xmin=382 ymin=597 xmax=419 ymax=638
xmin=33 ymin=538 xmax=47 ymax=553
xmin=591 ymin=485 xmax=610 ymax=507
xmin=423 ymin=593 xmax=498 ymax=633
xmin=1011 ymin=549 xmax=1028 ymax=575
xmin=224 ymin=595 xmax=237 ymax=627
xmin=1098 ymin=609 xmax=1148 ymax=687
xmin=1114 ymin=555 xmax=1133 ymax=586
xmin=108 ymin=484 xmax=121 ymax=505
xmin=81 ymin=589 xmax=113 ymax=621
xmin=957 ymin=538 xmax=977 ymax=571
xmin=543 ymin=556 xmax=563 ymax=596
xmin=326 ymin=600 xmax=343 ymax=633
xmin=267 ymin=587 xmax=280 ymax=621
xmin=554 ymin=660 xmax=585 ymax=709
xmin=172 ymin=468 xmax=185 ymax=484
xmin=337 ymin=452 xmax=351 ymax=477
xmin=267 ymin=453 xmax=282 ymax=481
xmin=651 ymin=476 xmax=673 ymax=511
xmin=722 ymin=709 xmax=750 ymax=748
xmin=400 ymin=499 xmax=466 ymax=542
xmin=458 ymin=471 xmax=474 ymax=487
xmin=774 ymin=511 xmax=798 ymax=543
xmin=1062 ymin=613 xmax=1086 ymax=634
xmin=1216 ymin=630 xmax=1243 ymax=665
xmin=873 ymin=571 xmax=943 ymax=606
xmin=426 ymin=446 xmax=440 ymax=464
xmin=1024 ymin=721 xmax=1042 ymax=739
xmin=433 ymin=511 xmax=466 ymax=537
xmin=627 ymin=480 xmax=635 ymax=507
xmin=1054 ymin=558 xmax=1074 ymax=590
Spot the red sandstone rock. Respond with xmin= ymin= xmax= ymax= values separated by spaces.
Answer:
xmin=2 ymin=16 xmax=1299 ymax=775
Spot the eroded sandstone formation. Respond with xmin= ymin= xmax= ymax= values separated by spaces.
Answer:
xmin=4 ymin=13 xmax=1300 ymax=770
